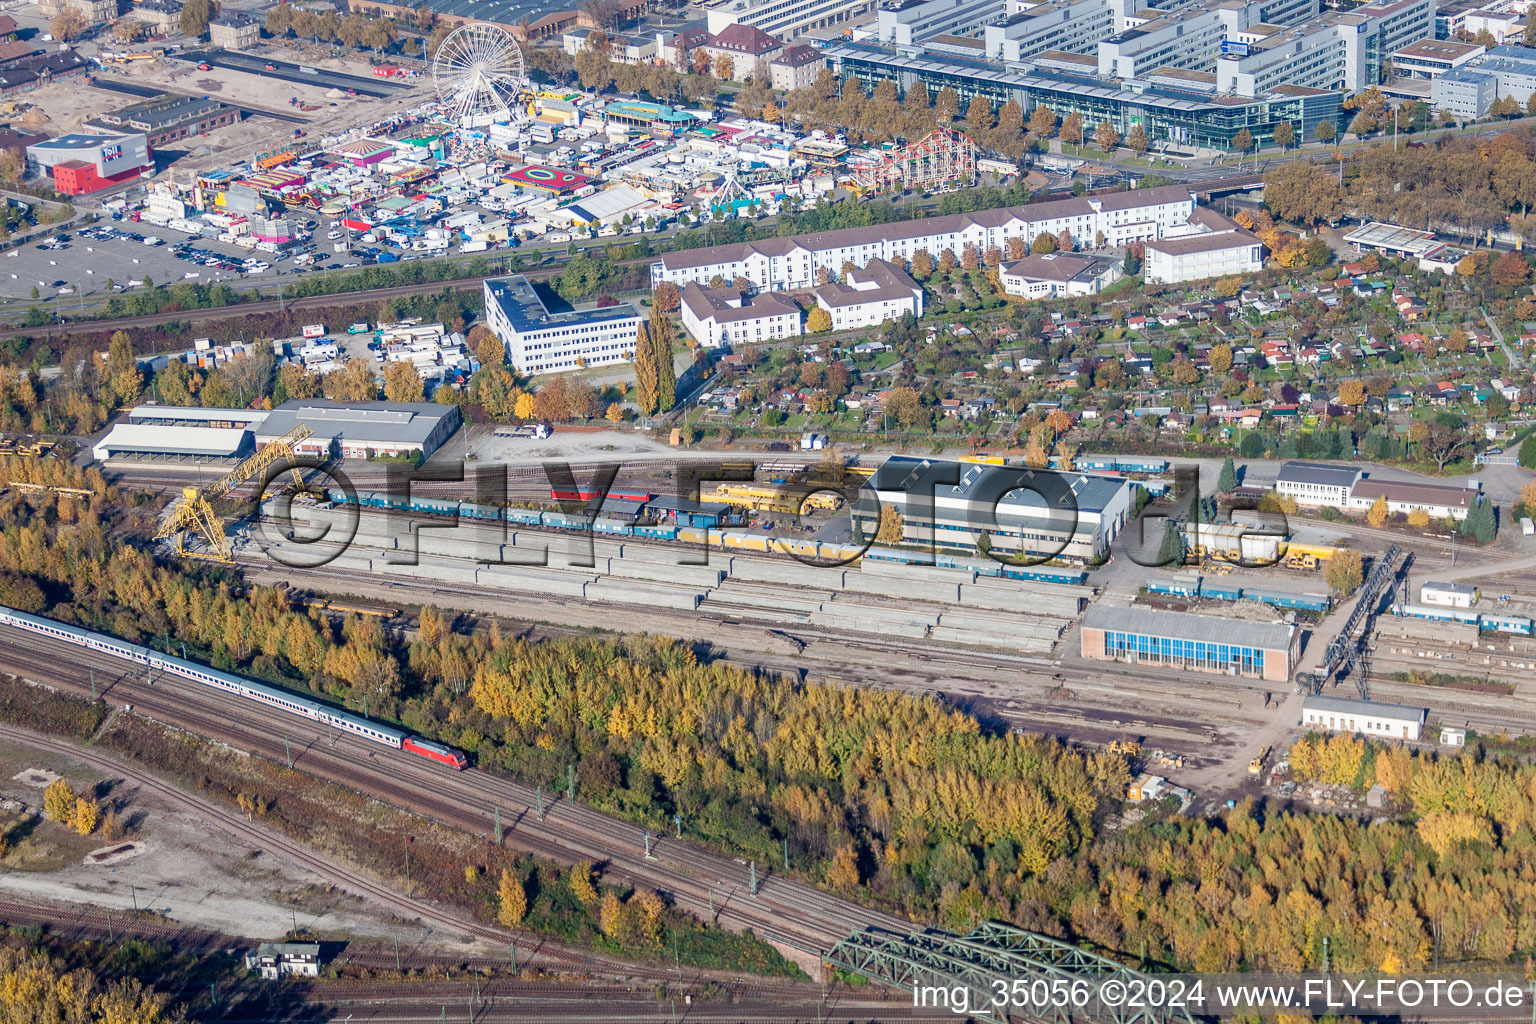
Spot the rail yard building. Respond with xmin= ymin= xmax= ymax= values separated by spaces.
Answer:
xmin=1080 ymin=604 xmax=1297 ymax=681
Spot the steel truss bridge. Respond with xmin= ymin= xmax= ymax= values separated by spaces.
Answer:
xmin=826 ymin=922 xmax=1203 ymax=1024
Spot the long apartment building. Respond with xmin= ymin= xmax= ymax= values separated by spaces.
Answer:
xmin=652 ymin=184 xmax=1198 ymax=291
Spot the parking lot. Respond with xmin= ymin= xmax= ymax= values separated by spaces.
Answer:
xmin=0 ymin=220 xmax=368 ymax=301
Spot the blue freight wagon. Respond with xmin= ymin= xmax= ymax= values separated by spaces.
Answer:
xmin=1244 ymin=589 xmax=1331 ymax=612
xmin=592 ymin=517 xmax=631 ymax=535
xmin=1147 ymin=576 xmax=1201 ymax=597
xmin=1480 ymin=613 xmax=1534 ymax=635
xmin=460 ymin=502 xmax=502 ymax=521
xmin=504 ymin=508 xmax=544 ymax=526
xmin=1201 ymin=581 xmax=1243 ymax=601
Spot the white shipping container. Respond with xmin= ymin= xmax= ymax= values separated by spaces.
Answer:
xmin=1524 ymin=517 xmax=1535 ymax=536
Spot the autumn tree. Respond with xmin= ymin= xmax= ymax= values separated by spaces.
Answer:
xmin=1231 ymin=128 xmax=1252 ymax=158
xmin=1315 ymin=120 xmax=1336 ymax=144
xmin=1491 ymin=251 xmax=1530 ymax=288
xmin=1263 ymin=161 xmax=1344 ymax=226
xmin=1031 ymin=232 xmax=1058 ymax=254
xmin=882 ymin=385 xmax=923 ymax=427
xmin=1060 ymin=111 xmax=1084 ymax=150
xmin=875 ymin=505 xmax=903 ymax=544
xmin=653 ymin=305 xmax=677 ymax=413
xmin=652 ymin=280 xmax=681 ymax=314
xmin=827 ymin=843 xmax=860 ymax=889
xmin=633 ymin=320 xmax=660 ymax=415
xmin=43 ymin=778 xmax=76 ymax=824
xmin=382 ymin=360 xmax=425 ymax=403
xmin=497 ymin=868 xmax=527 ymax=926
xmin=1324 ymin=548 xmax=1364 ymax=593
xmin=1208 ymin=343 xmax=1233 ymax=375
xmin=1027 ymin=104 xmax=1057 ymax=139
xmin=910 ymin=249 xmax=935 ymax=279
xmin=49 ymin=5 xmax=87 ymax=40
xmin=72 ymin=796 xmax=99 ymax=836
xmin=1126 ymin=124 xmax=1149 ymax=155
xmin=1274 ymin=121 xmax=1296 ymax=150
xmin=806 ymin=306 xmax=832 ymax=333
xmin=568 ymin=859 xmax=600 ymax=905
xmin=1338 ymin=379 xmax=1365 ymax=406
xmin=1094 ymin=120 xmax=1120 ymax=151
xmin=1366 ymin=495 xmax=1389 ymax=527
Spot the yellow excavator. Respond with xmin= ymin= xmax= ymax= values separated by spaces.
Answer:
xmin=154 ymin=424 xmax=313 ymax=562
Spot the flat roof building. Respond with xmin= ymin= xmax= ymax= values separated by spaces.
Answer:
xmin=256 ymin=400 xmax=462 ymax=461
xmin=92 ymin=423 xmax=253 ymax=462
xmin=1081 ymin=604 xmax=1297 ymax=681
xmin=25 ymin=131 xmax=151 ymax=195
xmin=482 ymin=275 xmax=641 ymax=376
xmin=854 ymin=455 xmax=1135 ymax=563
xmin=1301 ymin=694 xmax=1426 ymax=741
xmin=826 ymin=43 xmax=1344 ymax=150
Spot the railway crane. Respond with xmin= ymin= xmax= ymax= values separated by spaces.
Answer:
xmin=154 ymin=424 xmax=313 ymax=563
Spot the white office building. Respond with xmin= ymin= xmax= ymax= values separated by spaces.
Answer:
xmin=1431 ymin=45 xmax=1536 ymax=117
xmin=878 ymin=0 xmax=1009 ymax=46
xmin=1217 ymin=0 xmax=1437 ymax=96
xmin=483 ymin=275 xmax=642 ymax=376
xmin=653 ymin=185 xmax=1199 ymax=292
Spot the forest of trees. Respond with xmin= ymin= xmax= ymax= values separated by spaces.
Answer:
xmin=1266 ymin=130 xmax=1536 ymax=246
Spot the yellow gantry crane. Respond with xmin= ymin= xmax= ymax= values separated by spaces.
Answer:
xmin=154 ymin=424 xmax=314 ymax=563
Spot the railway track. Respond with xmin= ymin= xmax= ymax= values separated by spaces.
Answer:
xmin=0 ymin=630 xmax=910 ymax=959
xmin=0 ymin=715 xmax=677 ymax=980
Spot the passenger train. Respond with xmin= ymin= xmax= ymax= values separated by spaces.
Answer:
xmin=322 ymin=488 xmax=1090 ymax=586
xmin=0 ymin=605 xmax=468 ymax=769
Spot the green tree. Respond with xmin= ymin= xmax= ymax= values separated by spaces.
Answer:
xmin=1217 ymin=457 xmax=1238 ymax=492
xmin=1460 ymin=498 xmax=1497 ymax=543
xmin=179 ymin=0 xmax=218 ymax=37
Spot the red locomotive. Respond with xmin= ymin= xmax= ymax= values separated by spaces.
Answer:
xmin=403 ymin=737 xmax=468 ymax=769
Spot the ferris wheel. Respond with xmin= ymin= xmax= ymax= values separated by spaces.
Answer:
xmin=432 ymin=24 xmax=528 ymax=126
